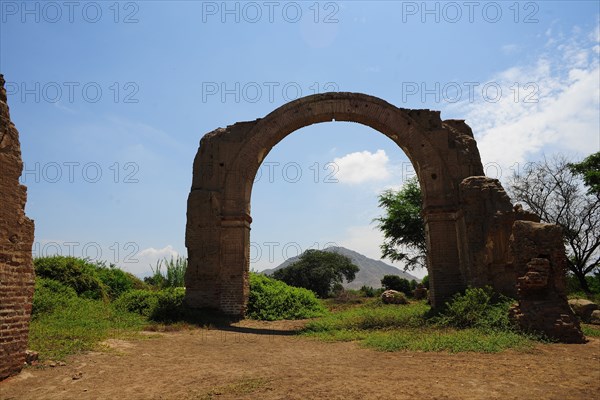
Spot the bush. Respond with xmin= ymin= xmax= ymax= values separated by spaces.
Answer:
xmin=144 ymin=256 xmax=187 ymax=289
xmin=34 ymin=256 xmax=107 ymax=300
xmin=360 ymin=285 xmax=377 ymax=298
xmin=247 ymin=273 xmax=326 ymax=320
xmin=433 ymin=286 xmax=514 ymax=331
xmin=151 ymin=288 xmax=186 ymax=322
xmin=113 ymin=288 xmax=186 ymax=322
xmin=421 ymin=275 xmax=429 ymax=289
xmin=113 ymin=289 xmax=159 ymax=317
xmin=381 ymin=275 xmax=411 ymax=295
xmin=32 ymin=278 xmax=78 ymax=317
xmin=95 ymin=263 xmax=147 ymax=299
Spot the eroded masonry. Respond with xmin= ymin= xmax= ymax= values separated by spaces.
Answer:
xmin=0 ymin=75 xmax=36 ymax=380
xmin=185 ymin=92 xmax=584 ymax=342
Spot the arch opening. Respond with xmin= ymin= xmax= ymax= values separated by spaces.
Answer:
xmin=248 ymin=121 xmax=423 ymax=279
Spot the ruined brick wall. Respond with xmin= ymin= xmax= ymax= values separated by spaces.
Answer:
xmin=0 ymin=74 xmax=35 ymax=380
xmin=509 ymin=221 xmax=584 ymax=343
xmin=459 ymin=177 xmax=540 ymax=297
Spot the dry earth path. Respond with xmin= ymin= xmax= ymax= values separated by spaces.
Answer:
xmin=2 ymin=320 xmax=599 ymax=400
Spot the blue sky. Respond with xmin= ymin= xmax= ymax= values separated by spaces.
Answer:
xmin=1 ymin=1 xmax=599 ymax=279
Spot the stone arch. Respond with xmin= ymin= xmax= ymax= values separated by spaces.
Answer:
xmin=185 ymin=92 xmax=487 ymax=315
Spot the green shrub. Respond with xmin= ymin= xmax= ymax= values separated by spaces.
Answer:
xmin=95 ymin=263 xmax=146 ymax=299
xmin=433 ymin=286 xmax=514 ymax=331
xmin=34 ymin=256 xmax=107 ymax=300
xmin=114 ymin=289 xmax=159 ymax=317
xmin=144 ymin=256 xmax=187 ymax=289
xmin=32 ymin=278 xmax=78 ymax=317
xmin=360 ymin=285 xmax=377 ymax=297
xmin=113 ymin=288 xmax=186 ymax=322
xmin=247 ymin=273 xmax=326 ymax=320
xmin=421 ymin=275 xmax=429 ymax=289
xmin=150 ymin=288 xmax=186 ymax=322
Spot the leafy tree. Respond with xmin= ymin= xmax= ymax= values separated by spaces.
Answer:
xmin=359 ymin=285 xmax=377 ymax=297
xmin=381 ymin=274 xmax=411 ymax=294
xmin=410 ymin=279 xmax=417 ymax=291
xmin=374 ymin=176 xmax=426 ymax=270
xmin=508 ymin=154 xmax=600 ymax=292
xmin=272 ymin=249 xmax=359 ymax=298
xmin=421 ymin=275 xmax=430 ymax=289
xmin=569 ymin=151 xmax=600 ymax=195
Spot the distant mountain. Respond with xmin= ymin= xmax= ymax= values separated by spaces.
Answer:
xmin=260 ymin=246 xmax=420 ymax=289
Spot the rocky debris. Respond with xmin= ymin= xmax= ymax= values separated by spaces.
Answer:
xmin=72 ymin=371 xmax=83 ymax=380
xmin=24 ymin=350 xmax=38 ymax=365
xmin=413 ymin=284 xmax=428 ymax=300
xmin=509 ymin=221 xmax=585 ymax=343
xmin=568 ymin=299 xmax=599 ymax=323
xmin=590 ymin=310 xmax=600 ymax=325
xmin=381 ymin=290 xmax=408 ymax=305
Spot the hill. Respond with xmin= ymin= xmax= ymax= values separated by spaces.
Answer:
xmin=260 ymin=246 xmax=420 ymax=289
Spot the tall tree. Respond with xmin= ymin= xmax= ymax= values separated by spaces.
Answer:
xmin=374 ymin=176 xmax=426 ymax=270
xmin=508 ymin=154 xmax=600 ymax=292
xmin=271 ymin=250 xmax=359 ymax=298
xmin=569 ymin=151 xmax=600 ymax=195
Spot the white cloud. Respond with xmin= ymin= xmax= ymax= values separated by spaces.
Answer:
xmin=446 ymin=24 xmax=600 ymax=179
xmin=121 ymin=245 xmax=181 ymax=278
xmin=333 ymin=149 xmax=391 ymax=184
xmin=501 ymin=44 xmax=520 ymax=55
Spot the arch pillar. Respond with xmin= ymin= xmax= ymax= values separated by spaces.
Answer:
xmin=424 ymin=210 xmax=467 ymax=306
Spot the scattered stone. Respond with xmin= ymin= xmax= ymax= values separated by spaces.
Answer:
xmin=24 ymin=350 xmax=38 ymax=365
xmin=58 ymin=361 xmax=66 ymax=367
xmin=48 ymin=361 xmax=57 ymax=368
xmin=568 ymin=299 xmax=599 ymax=323
xmin=590 ymin=310 xmax=600 ymax=325
xmin=381 ymin=290 xmax=408 ymax=305
xmin=72 ymin=371 xmax=83 ymax=380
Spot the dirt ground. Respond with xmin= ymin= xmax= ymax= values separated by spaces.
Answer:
xmin=2 ymin=320 xmax=599 ymax=400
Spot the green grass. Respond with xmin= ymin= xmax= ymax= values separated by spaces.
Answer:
xmin=301 ymin=299 xmax=538 ymax=353
xmin=29 ymin=295 xmax=147 ymax=361
xmin=582 ymin=324 xmax=600 ymax=338
xmin=304 ymin=300 xmax=428 ymax=332
xmin=361 ymin=328 xmax=534 ymax=353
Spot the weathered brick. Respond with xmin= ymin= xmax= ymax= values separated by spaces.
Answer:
xmin=0 ymin=74 xmax=35 ymax=381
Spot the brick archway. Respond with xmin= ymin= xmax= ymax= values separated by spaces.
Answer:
xmin=185 ymin=92 xmax=486 ymax=315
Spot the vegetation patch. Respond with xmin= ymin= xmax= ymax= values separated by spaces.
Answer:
xmin=581 ymin=324 xmax=600 ymax=338
xmin=29 ymin=295 xmax=146 ymax=361
xmin=302 ymin=288 xmax=539 ymax=353
xmin=247 ymin=273 xmax=326 ymax=320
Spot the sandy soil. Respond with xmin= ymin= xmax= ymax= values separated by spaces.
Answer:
xmin=2 ymin=320 xmax=599 ymax=400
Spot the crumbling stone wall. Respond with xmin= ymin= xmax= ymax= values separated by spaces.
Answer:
xmin=509 ymin=221 xmax=584 ymax=343
xmin=459 ymin=177 xmax=540 ymax=296
xmin=0 ymin=74 xmax=36 ymax=380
